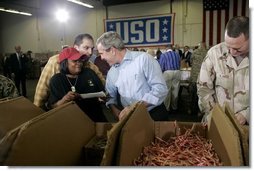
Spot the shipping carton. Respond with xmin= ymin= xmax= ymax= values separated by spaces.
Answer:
xmin=0 ymin=96 xmax=44 ymax=140
xmin=0 ymin=102 xmax=115 ymax=166
xmin=100 ymin=102 xmax=139 ymax=166
xmin=0 ymin=101 xmax=136 ymax=166
xmin=117 ymin=103 xmax=244 ymax=166
xmin=223 ymin=103 xmax=249 ymax=166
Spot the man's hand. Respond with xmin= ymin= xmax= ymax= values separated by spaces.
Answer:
xmin=235 ymin=113 xmax=247 ymax=125
xmin=118 ymin=106 xmax=132 ymax=121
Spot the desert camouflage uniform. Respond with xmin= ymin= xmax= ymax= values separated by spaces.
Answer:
xmin=0 ymin=75 xmax=19 ymax=99
xmin=197 ymin=42 xmax=249 ymax=123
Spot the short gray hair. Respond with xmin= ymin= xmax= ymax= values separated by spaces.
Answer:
xmin=96 ymin=31 xmax=125 ymax=51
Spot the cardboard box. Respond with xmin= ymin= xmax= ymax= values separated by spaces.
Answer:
xmin=0 ymin=97 xmax=44 ymax=140
xmin=0 ymin=102 xmax=114 ymax=166
xmin=0 ymin=101 xmax=136 ymax=166
xmin=83 ymin=135 xmax=107 ymax=165
xmin=100 ymin=102 xmax=139 ymax=166
xmin=223 ymin=103 xmax=249 ymax=166
xmin=116 ymin=103 xmax=244 ymax=166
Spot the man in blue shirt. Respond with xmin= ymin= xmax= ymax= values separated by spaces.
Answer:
xmin=96 ymin=31 xmax=169 ymax=121
xmin=159 ymin=44 xmax=181 ymax=112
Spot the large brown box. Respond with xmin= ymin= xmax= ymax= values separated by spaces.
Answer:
xmin=0 ymin=101 xmax=136 ymax=166
xmin=0 ymin=102 xmax=111 ymax=165
xmin=223 ymin=103 xmax=249 ymax=166
xmin=0 ymin=97 xmax=44 ymax=140
xmin=116 ymin=103 xmax=244 ymax=166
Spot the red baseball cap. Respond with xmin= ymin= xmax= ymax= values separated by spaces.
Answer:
xmin=59 ymin=47 xmax=87 ymax=62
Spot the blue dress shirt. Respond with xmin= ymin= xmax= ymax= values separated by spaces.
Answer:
xmin=106 ymin=50 xmax=168 ymax=111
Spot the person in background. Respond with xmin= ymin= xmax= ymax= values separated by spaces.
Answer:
xmin=26 ymin=50 xmax=34 ymax=79
xmin=159 ymin=44 xmax=181 ymax=113
xmin=155 ymin=48 xmax=162 ymax=61
xmin=173 ymin=44 xmax=183 ymax=58
xmin=197 ymin=16 xmax=249 ymax=125
xmin=146 ymin=49 xmax=156 ymax=58
xmin=61 ymin=45 xmax=69 ymax=49
xmin=96 ymin=31 xmax=168 ymax=121
xmin=189 ymin=42 xmax=207 ymax=116
xmin=33 ymin=34 xmax=105 ymax=110
xmin=133 ymin=47 xmax=139 ymax=51
xmin=0 ymin=74 xmax=19 ymax=99
xmin=181 ymin=46 xmax=192 ymax=67
xmin=48 ymin=47 xmax=107 ymax=122
xmin=1 ymin=53 xmax=11 ymax=79
xmin=8 ymin=45 xmax=28 ymax=97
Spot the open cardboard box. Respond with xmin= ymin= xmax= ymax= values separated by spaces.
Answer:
xmin=223 ymin=103 xmax=249 ymax=166
xmin=0 ymin=96 xmax=44 ymax=140
xmin=0 ymin=102 xmax=118 ymax=166
xmin=116 ymin=102 xmax=244 ymax=166
xmin=0 ymin=101 xmax=137 ymax=166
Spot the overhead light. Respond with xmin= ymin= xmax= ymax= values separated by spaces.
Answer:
xmin=0 ymin=7 xmax=32 ymax=16
xmin=67 ymin=0 xmax=94 ymax=8
xmin=56 ymin=9 xmax=69 ymax=23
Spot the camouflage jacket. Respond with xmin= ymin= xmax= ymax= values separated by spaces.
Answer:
xmin=197 ymin=42 xmax=249 ymax=123
xmin=190 ymin=47 xmax=208 ymax=82
xmin=0 ymin=75 xmax=19 ymax=99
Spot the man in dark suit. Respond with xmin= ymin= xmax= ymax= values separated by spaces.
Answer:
xmin=9 ymin=45 xmax=28 ymax=97
xmin=181 ymin=46 xmax=192 ymax=67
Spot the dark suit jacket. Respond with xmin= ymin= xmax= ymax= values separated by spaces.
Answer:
xmin=182 ymin=51 xmax=192 ymax=66
xmin=9 ymin=53 xmax=27 ymax=74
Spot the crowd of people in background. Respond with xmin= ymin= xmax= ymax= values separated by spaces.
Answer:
xmin=0 ymin=16 xmax=249 ymax=126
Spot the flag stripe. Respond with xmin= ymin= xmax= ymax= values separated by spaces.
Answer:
xmin=213 ymin=11 xmax=217 ymax=46
xmin=209 ymin=10 xmax=213 ymax=46
xmin=205 ymin=11 xmax=210 ymax=47
xmin=233 ymin=0 xmax=238 ymax=16
xmin=202 ymin=9 xmax=206 ymax=43
xmin=217 ymin=10 xmax=221 ymax=43
xmin=220 ymin=10 xmax=226 ymax=43
xmin=242 ymin=0 xmax=247 ymax=16
xmin=203 ymin=0 xmax=249 ymax=48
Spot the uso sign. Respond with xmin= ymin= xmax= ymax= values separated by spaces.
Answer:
xmin=105 ymin=14 xmax=175 ymax=47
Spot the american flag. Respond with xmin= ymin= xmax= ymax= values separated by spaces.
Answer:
xmin=203 ymin=0 xmax=249 ymax=48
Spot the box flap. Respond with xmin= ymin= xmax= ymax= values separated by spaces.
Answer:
xmin=0 ymin=97 xmax=44 ymax=139
xmin=224 ymin=103 xmax=249 ymax=166
xmin=208 ymin=104 xmax=243 ymax=166
xmin=100 ymin=102 xmax=139 ymax=166
xmin=2 ymin=102 xmax=95 ymax=166
xmin=116 ymin=102 xmax=154 ymax=166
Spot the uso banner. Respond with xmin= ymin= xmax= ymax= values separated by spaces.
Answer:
xmin=105 ymin=14 xmax=175 ymax=47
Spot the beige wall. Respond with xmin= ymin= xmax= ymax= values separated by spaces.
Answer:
xmin=0 ymin=0 xmax=204 ymax=54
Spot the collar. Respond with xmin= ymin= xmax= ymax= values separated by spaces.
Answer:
xmin=225 ymin=52 xmax=249 ymax=70
xmin=113 ymin=49 xmax=132 ymax=67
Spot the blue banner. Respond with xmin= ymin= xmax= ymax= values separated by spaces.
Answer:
xmin=105 ymin=14 xmax=175 ymax=47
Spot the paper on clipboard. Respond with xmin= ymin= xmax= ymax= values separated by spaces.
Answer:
xmin=80 ymin=91 xmax=106 ymax=99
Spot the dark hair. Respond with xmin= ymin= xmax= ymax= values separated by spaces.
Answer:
xmin=60 ymin=59 xmax=70 ymax=74
xmin=60 ymin=59 xmax=85 ymax=75
xmin=226 ymin=16 xmax=249 ymax=39
xmin=73 ymin=33 xmax=94 ymax=46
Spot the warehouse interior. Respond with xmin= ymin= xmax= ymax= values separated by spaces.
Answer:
xmin=0 ymin=0 xmax=250 ymax=167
